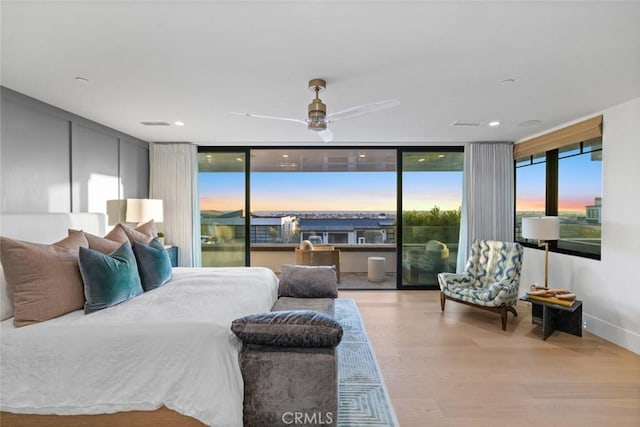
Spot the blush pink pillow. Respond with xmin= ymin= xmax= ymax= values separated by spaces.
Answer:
xmin=0 ymin=232 xmax=88 ymax=327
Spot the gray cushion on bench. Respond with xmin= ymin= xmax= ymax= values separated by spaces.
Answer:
xmin=278 ymin=264 xmax=338 ymax=298
xmin=231 ymin=310 xmax=343 ymax=348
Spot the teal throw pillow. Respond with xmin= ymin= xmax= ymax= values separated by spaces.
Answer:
xmin=132 ymin=238 xmax=173 ymax=291
xmin=79 ymin=241 xmax=143 ymax=314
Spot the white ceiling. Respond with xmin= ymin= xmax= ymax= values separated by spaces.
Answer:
xmin=2 ymin=0 xmax=639 ymax=146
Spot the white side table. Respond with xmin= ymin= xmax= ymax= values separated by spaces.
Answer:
xmin=367 ymin=257 xmax=386 ymax=282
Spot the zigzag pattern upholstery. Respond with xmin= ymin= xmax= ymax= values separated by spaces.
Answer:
xmin=438 ymin=239 xmax=523 ymax=330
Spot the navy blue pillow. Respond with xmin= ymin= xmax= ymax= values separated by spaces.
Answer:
xmin=79 ymin=241 xmax=143 ymax=314
xmin=132 ymin=238 xmax=173 ymax=291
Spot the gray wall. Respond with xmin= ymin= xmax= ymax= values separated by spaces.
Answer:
xmin=0 ymin=87 xmax=149 ymax=214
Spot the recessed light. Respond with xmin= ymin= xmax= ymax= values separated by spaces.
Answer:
xmin=418 ymin=158 xmax=425 ymax=162
xmin=236 ymin=158 xmax=243 ymax=162
xmin=282 ymin=154 xmax=289 ymax=158
xmin=451 ymin=120 xmax=483 ymax=127
xmin=74 ymin=76 xmax=89 ymax=85
xmin=501 ymin=78 xmax=515 ymax=85
xmin=518 ymin=119 xmax=542 ymax=127
xmin=140 ymin=121 xmax=170 ymax=126
xmin=174 ymin=121 xmax=184 ymax=127
xmin=358 ymin=153 xmax=366 ymax=158
xmin=488 ymin=121 xmax=501 ymax=127
xmin=438 ymin=154 xmax=445 ymax=158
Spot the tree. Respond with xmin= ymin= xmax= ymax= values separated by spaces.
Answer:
xmin=268 ymin=227 xmax=278 ymax=242
xmin=402 ymin=207 xmax=461 ymax=243
xmin=402 ymin=207 xmax=461 ymax=226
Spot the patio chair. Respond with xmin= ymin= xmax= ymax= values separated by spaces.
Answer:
xmin=402 ymin=240 xmax=451 ymax=284
xmin=438 ymin=239 xmax=523 ymax=331
xmin=295 ymin=244 xmax=341 ymax=283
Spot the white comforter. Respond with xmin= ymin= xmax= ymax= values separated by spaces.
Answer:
xmin=0 ymin=267 xmax=279 ymax=427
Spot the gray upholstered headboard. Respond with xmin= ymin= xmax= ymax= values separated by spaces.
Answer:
xmin=0 ymin=213 xmax=106 ymax=244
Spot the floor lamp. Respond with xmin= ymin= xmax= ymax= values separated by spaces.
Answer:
xmin=522 ymin=216 xmax=560 ymax=289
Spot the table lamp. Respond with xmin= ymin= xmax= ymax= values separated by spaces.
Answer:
xmin=125 ymin=199 xmax=164 ymax=225
xmin=106 ymin=199 xmax=127 ymax=226
xmin=522 ymin=216 xmax=559 ymax=288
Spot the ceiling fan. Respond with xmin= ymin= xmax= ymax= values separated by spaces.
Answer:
xmin=231 ymin=79 xmax=400 ymax=142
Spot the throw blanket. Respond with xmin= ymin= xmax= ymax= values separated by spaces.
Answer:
xmin=0 ymin=267 xmax=279 ymax=427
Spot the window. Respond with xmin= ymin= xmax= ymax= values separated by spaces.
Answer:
xmin=557 ymin=140 xmax=602 ymax=255
xmin=515 ymin=154 xmax=546 ymax=240
xmin=198 ymin=151 xmax=247 ymax=267
xmin=514 ymin=116 xmax=602 ymax=259
xmin=400 ymin=150 xmax=464 ymax=287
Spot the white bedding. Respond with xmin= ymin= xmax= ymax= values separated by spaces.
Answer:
xmin=0 ymin=266 xmax=279 ymax=427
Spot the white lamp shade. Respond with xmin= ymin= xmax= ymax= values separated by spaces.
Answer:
xmin=106 ymin=199 xmax=127 ymax=226
xmin=125 ymin=199 xmax=164 ymax=223
xmin=522 ymin=216 xmax=559 ymax=241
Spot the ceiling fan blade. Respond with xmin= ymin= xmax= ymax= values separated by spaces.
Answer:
xmin=318 ymin=128 xmax=333 ymax=143
xmin=229 ymin=112 xmax=306 ymax=125
xmin=326 ymin=99 xmax=400 ymax=122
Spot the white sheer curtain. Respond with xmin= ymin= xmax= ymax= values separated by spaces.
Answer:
xmin=457 ymin=143 xmax=514 ymax=272
xmin=149 ymin=143 xmax=201 ymax=267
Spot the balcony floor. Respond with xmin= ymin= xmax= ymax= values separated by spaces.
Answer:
xmin=338 ymin=272 xmax=397 ymax=290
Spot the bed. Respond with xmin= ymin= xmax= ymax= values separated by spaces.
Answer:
xmin=0 ymin=213 xmax=279 ymax=427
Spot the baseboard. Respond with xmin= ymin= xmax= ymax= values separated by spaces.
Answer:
xmin=583 ymin=313 xmax=640 ymax=355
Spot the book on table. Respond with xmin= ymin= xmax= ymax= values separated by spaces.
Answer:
xmin=526 ymin=294 xmax=575 ymax=307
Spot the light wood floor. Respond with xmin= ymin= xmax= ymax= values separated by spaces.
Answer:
xmin=340 ymin=290 xmax=640 ymax=427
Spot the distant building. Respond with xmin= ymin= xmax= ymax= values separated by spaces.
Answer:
xmin=251 ymin=216 xmax=298 ymax=243
xmin=202 ymin=213 xmax=396 ymax=245
xmin=299 ymin=218 xmax=396 ymax=244
xmin=585 ymin=197 xmax=602 ymax=223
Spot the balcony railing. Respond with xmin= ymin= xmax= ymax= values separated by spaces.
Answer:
xmin=250 ymin=244 xmax=397 ymax=274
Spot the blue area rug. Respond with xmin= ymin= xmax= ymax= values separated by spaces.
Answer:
xmin=335 ymin=299 xmax=399 ymax=427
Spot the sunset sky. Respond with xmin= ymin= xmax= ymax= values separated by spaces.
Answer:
xmin=199 ymin=171 xmax=463 ymax=212
xmin=516 ymin=155 xmax=601 ymax=213
xmin=251 ymin=172 xmax=397 ymax=211
xmin=199 ymin=154 xmax=600 ymax=215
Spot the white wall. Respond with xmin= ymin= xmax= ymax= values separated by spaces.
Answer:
xmin=519 ymin=97 xmax=640 ymax=354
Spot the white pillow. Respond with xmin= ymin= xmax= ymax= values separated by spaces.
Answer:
xmin=0 ymin=264 xmax=15 ymax=320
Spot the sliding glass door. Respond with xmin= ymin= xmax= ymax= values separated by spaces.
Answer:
xmin=249 ymin=148 xmax=397 ymax=245
xmin=197 ymin=147 xmax=465 ymax=290
xmin=198 ymin=151 xmax=247 ymax=267
xmin=248 ymin=148 xmax=397 ymax=282
xmin=400 ymin=150 xmax=463 ymax=288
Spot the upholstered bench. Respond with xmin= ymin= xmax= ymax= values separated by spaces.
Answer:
xmin=232 ymin=265 xmax=341 ymax=427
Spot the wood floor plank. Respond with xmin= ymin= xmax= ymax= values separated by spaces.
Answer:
xmin=340 ymin=290 xmax=640 ymax=427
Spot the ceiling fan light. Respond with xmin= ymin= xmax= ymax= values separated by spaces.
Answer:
xmin=233 ymin=78 xmax=395 ymax=141
xmin=308 ymin=99 xmax=326 ymax=117
xmin=307 ymin=121 xmax=327 ymax=131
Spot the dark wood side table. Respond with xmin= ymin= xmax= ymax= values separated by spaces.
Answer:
xmin=165 ymin=246 xmax=178 ymax=267
xmin=519 ymin=295 xmax=583 ymax=340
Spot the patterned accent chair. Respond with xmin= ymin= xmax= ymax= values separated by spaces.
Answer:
xmin=438 ymin=239 xmax=523 ymax=331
